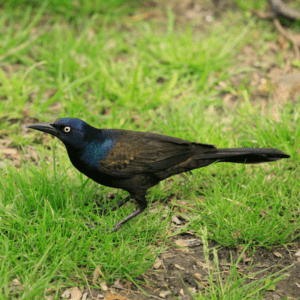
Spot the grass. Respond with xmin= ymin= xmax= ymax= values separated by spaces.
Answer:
xmin=0 ymin=0 xmax=298 ymax=299
xmin=190 ymin=228 xmax=290 ymax=299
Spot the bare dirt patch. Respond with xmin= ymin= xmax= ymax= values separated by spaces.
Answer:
xmin=56 ymin=235 xmax=300 ymax=299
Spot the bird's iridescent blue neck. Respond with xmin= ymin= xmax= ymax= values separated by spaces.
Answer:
xmin=82 ymin=137 xmax=116 ymax=162
xmin=64 ymin=129 xmax=118 ymax=172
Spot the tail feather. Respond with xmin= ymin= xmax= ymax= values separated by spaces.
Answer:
xmin=198 ymin=148 xmax=290 ymax=164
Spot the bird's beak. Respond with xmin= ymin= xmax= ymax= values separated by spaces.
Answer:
xmin=26 ymin=122 xmax=59 ymax=137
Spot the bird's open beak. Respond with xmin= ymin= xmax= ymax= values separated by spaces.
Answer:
xmin=26 ymin=122 xmax=59 ymax=137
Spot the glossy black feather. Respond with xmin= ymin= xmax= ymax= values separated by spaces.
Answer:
xmin=27 ymin=118 xmax=290 ymax=232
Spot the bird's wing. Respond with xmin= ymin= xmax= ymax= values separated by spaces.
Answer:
xmin=99 ymin=130 xmax=216 ymax=178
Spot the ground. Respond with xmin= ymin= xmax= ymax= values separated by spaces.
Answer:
xmin=1 ymin=0 xmax=300 ymax=299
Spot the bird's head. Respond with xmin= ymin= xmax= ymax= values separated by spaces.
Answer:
xmin=27 ymin=118 xmax=91 ymax=149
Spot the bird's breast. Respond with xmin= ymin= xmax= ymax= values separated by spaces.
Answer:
xmin=67 ymin=138 xmax=116 ymax=175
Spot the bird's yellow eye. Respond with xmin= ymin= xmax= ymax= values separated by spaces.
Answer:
xmin=63 ymin=126 xmax=71 ymax=133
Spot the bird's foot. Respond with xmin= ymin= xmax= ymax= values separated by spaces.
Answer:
xmin=85 ymin=222 xmax=123 ymax=233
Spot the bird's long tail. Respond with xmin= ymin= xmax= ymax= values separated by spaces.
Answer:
xmin=199 ymin=148 xmax=290 ymax=164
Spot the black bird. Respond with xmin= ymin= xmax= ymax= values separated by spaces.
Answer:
xmin=27 ymin=118 xmax=290 ymax=232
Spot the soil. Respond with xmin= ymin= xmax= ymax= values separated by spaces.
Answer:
xmin=84 ymin=235 xmax=300 ymax=300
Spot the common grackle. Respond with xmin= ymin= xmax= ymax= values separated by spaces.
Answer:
xmin=27 ymin=118 xmax=290 ymax=232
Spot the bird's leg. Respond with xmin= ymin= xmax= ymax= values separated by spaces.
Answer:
xmin=86 ymin=196 xmax=131 ymax=228
xmin=87 ymin=194 xmax=147 ymax=232
xmin=110 ymin=194 xmax=147 ymax=232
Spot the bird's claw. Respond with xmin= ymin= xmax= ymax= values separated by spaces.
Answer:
xmin=85 ymin=222 xmax=122 ymax=233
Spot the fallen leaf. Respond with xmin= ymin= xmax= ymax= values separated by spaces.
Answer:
xmin=12 ymin=279 xmax=21 ymax=286
xmin=93 ymin=265 xmax=104 ymax=285
xmin=243 ymin=257 xmax=252 ymax=263
xmin=1 ymin=148 xmax=18 ymax=155
xmin=100 ymin=281 xmax=108 ymax=291
xmin=184 ymin=230 xmax=195 ymax=235
xmin=82 ymin=292 xmax=88 ymax=300
xmin=177 ymin=247 xmax=189 ymax=253
xmin=174 ymin=264 xmax=185 ymax=270
xmin=233 ymin=231 xmax=241 ymax=239
xmin=237 ymin=245 xmax=245 ymax=253
xmin=153 ymin=258 xmax=163 ymax=269
xmin=159 ymin=290 xmax=171 ymax=298
xmin=175 ymin=239 xmax=202 ymax=248
xmin=196 ymin=261 xmax=214 ymax=270
xmin=8 ymin=278 xmax=24 ymax=294
xmin=294 ymin=250 xmax=300 ymax=257
xmin=112 ymin=279 xmax=123 ymax=289
xmin=172 ymin=216 xmax=181 ymax=225
xmin=188 ymin=287 xmax=197 ymax=293
xmin=70 ymin=287 xmax=82 ymax=300
xmin=257 ymin=263 xmax=270 ymax=268
xmin=61 ymin=289 xmax=71 ymax=299
xmin=273 ymin=251 xmax=282 ymax=258
xmin=105 ymin=293 xmax=126 ymax=300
